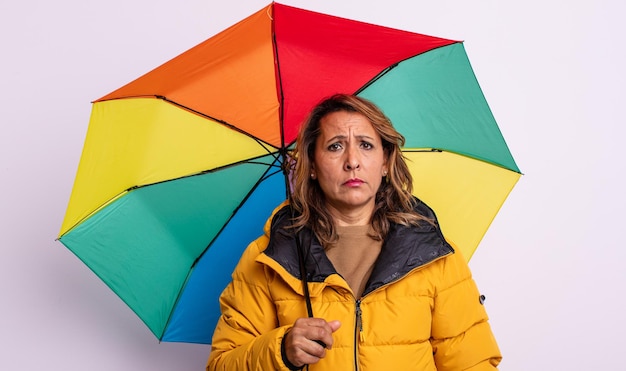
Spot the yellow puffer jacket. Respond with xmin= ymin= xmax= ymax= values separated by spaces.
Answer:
xmin=207 ymin=201 xmax=501 ymax=370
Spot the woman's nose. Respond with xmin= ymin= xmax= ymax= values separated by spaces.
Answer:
xmin=344 ymin=161 xmax=359 ymax=170
xmin=344 ymin=147 xmax=360 ymax=171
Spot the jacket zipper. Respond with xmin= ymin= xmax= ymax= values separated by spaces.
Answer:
xmin=354 ymin=299 xmax=363 ymax=371
xmin=350 ymin=251 xmax=453 ymax=370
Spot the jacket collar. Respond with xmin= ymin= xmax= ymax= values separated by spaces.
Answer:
xmin=262 ymin=199 xmax=454 ymax=296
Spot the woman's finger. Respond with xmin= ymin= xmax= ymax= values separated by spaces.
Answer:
xmin=284 ymin=318 xmax=340 ymax=366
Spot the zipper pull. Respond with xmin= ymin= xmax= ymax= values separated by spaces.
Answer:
xmin=356 ymin=300 xmax=365 ymax=342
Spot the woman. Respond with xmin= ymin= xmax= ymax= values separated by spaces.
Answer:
xmin=207 ymin=94 xmax=502 ymax=370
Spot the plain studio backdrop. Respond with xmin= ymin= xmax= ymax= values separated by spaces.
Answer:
xmin=1 ymin=0 xmax=623 ymax=370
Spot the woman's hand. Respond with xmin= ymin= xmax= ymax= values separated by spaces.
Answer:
xmin=283 ymin=318 xmax=341 ymax=368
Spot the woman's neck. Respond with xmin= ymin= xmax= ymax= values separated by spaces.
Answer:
xmin=326 ymin=202 xmax=374 ymax=227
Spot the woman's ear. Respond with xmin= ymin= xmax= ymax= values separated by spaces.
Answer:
xmin=382 ymin=153 xmax=389 ymax=177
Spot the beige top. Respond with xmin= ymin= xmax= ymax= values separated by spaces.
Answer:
xmin=324 ymin=225 xmax=383 ymax=299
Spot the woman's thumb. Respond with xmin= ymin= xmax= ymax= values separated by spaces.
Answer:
xmin=329 ymin=320 xmax=341 ymax=332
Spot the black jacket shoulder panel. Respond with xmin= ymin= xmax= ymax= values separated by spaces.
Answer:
xmin=264 ymin=205 xmax=336 ymax=281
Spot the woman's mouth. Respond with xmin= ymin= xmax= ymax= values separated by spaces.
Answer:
xmin=344 ymin=178 xmax=364 ymax=187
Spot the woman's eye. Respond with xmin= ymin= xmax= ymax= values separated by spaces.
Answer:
xmin=361 ymin=142 xmax=373 ymax=150
xmin=328 ymin=143 xmax=342 ymax=151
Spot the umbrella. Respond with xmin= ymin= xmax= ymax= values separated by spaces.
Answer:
xmin=58 ymin=2 xmax=521 ymax=345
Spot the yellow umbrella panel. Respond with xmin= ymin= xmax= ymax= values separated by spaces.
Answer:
xmin=60 ymin=98 xmax=274 ymax=236
xmin=406 ymin=150 xmax=520 ymax=259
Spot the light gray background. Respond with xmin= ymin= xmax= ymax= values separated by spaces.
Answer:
xmin=1 ymin=0 xmax=624 ymax=370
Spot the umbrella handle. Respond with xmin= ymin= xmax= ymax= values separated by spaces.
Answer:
xmin=295 ymin=237 xmax=328 ymax=350
xmin=295 ymin=230 xmax=314 ymax=318
xmin=284 ymin=162 xmax=327 ymax=349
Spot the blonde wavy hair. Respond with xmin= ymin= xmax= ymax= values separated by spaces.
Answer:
xmin=290 ymin=94 xmax=431 ymax=245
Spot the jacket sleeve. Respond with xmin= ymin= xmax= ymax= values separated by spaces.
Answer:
xmin=206 ymin=236 xmax=292 ymax=371
xmin=430 ymin=250 xmax=502 ymax=370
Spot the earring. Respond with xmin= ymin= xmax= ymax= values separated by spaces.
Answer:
xmin=310 ymin=173 xmax=316 ymax=179
xmin=382 ymin=170 xmax=388 ymax=176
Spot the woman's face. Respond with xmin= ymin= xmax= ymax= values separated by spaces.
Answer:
xmin=311 ymin=110 xmax=388 ymax=222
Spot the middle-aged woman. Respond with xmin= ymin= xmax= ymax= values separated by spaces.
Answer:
xmin=207 ymin=94 xmax=502 ymax=370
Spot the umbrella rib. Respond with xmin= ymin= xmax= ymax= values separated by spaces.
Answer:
xmin=161 ymin=159 xmax=274 ymax=339
xmin=269 ymin=19 xmax=317 ymax=320
xmin=58 ymin=153 xmax=283 ymax=237
xmin=127 ymin=154 xmax=283 ymax=192
xmin=355 ymin=62 xmax=400 ymax=95
xmin=270 ymin=5 xmax=286 ymax=151
xmin=174 ymin=155 xmax=287 ymax=337
xmin=354 ymin=43 xmax=461 ymax=96
xmin=401 ymin=148 xmax=443 ymax=153
xmin=191 ymin=160 xmax=282 ymax=269
xmin=153 ymin=95 xmax=278 ymax=154
xmin=269 ymin=5 xmax=295 ymax=201
xmin=401 ymin=148 xmax=523 ymax=173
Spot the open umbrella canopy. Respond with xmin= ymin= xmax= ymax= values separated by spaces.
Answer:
xmin=59 ymin=2 xmax=520 ymax=344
